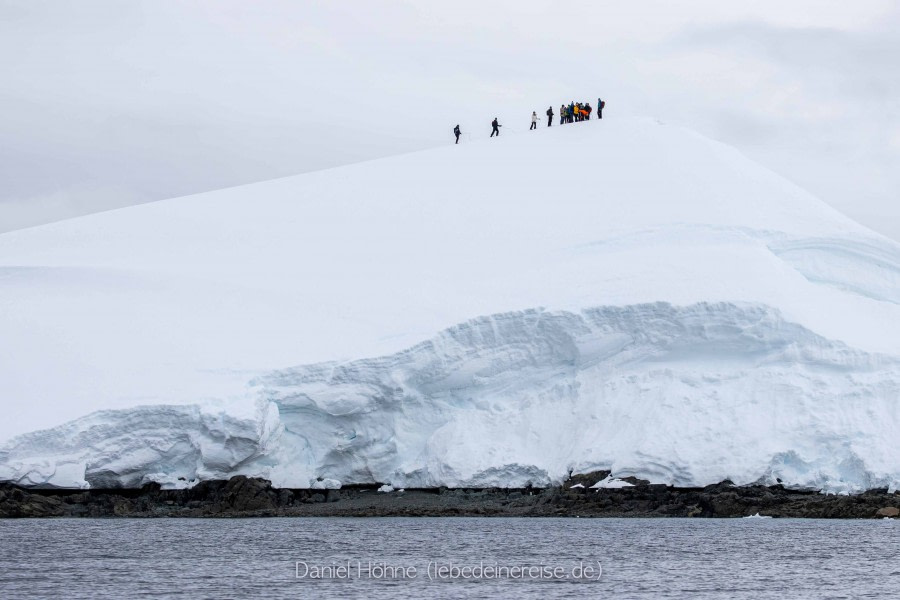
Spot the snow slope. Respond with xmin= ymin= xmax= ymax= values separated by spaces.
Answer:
xmin=2 ymin=117 xmax=899 ymax=492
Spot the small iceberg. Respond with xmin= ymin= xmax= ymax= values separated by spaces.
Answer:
xmin=744 ymin=513 xmax=773 ymax=519
xmin=377 ymin=484 xmax=395 ymax=493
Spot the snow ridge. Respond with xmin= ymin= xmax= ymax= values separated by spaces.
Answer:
xmin=769 ymin=236 xmax=900 ymax=305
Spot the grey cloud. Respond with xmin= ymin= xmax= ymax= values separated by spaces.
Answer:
xmin=654 ymin=16 xmax=900 ymax=239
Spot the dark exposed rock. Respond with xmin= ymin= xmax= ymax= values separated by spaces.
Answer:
xmin=618 ymin=476 xmax=651 ymax=487
xmin=563 ymin=470 xmax=610 ymax=488
xmin=0 ymin=484 xmax=66 ymax=518
xmin=1 ymin=476 xmax=898 ymax=518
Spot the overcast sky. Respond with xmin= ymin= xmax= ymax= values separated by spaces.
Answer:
xmin=1 ymin=0 xmax=898 ymax=239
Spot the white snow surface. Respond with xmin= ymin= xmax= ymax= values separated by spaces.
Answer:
xmin=591 ymin=476 xmax=636 ymax=489
xmin=2 ymin=117 xmax=900 ymax=493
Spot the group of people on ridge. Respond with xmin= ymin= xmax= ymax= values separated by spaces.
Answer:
xmin=555 ymin=99 xmax=603 ymax=125
xmin=452 ymin=97 xmax=605 ymax=143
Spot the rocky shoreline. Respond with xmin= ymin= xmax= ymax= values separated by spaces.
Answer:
xmin=2 ymin=472 xmax=898 ymax=519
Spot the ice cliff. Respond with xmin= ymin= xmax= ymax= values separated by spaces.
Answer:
xmin=2 ymin=301 xmax=898 ymax=493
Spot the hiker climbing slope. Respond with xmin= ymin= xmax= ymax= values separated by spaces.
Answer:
xmin=453 ymin=124 xmax=461 ymax=144
xmin=490 ymin=117 xmax=501 ymax=137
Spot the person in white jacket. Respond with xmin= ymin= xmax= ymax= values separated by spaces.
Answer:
xmin=530 ymin=111 xmax=538 ymax=130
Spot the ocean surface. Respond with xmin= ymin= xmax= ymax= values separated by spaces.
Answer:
xmin=1 ymin=517 xmax=897 ymax=599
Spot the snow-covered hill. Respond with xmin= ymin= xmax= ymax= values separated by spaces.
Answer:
xmin=2 ymin=118 xmax=899 ymax=492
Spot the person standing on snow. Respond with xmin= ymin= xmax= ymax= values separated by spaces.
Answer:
xmin=453 ymin=124 xmax=461 ymax=144
xmin=490 ymin=117 xmax=501 ymax=137
xmin=559 ymin=105 xmax=565 ymax=125
xmin=530 ymin=111 xmax=538 ymax=130
xmin=598 ymin=98 xmax=604 ymax=119
xmin=546 ymin=106 xmax=554 ymax=127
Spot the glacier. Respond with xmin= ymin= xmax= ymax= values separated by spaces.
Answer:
xmin=1 ymin=117 xmax=900 ymax=493
xmin=2 ymin=301 xmax=899 ymax=493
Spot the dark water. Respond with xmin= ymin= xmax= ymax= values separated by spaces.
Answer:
xmin=1 ymin=517 xmax=897 ymax=599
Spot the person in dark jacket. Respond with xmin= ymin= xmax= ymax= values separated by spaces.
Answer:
xmin=546 ymin=106 xmax=554 ymax=127
xmin=491 ymin=117 xmax=501 ymax=137
xmin=453 ymin=124 xmax=461 ymax=144
xmin=598 ymin=98 xmax=604 ymax=119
